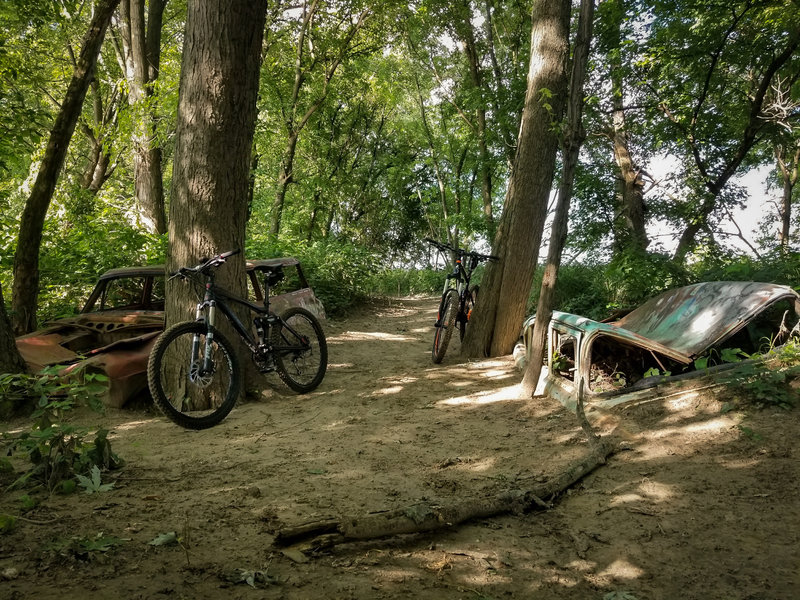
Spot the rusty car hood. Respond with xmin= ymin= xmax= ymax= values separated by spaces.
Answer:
xmin=15 ymin=311 xmax=163 ymax=370
xmin=611 ymin=281 xmax=800 ymax=360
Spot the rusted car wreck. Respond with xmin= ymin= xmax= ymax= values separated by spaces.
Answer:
xmin=15 ymin=258 xmax=325 ymax=408
xmin=520 ymin=281 xmax=800 ymax=409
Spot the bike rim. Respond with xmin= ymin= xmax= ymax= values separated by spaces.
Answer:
xmin=277 ymin=313 xmax=323 ymax=386
xmin=157 ymin=330 xmax=235 ymax=420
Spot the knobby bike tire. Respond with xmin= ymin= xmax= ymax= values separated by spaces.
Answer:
xmin=432 ymin=288 xmax=459 ymax=363
xmin=459 ymin=285 xmax=479 ymax=342
xmin=271 ymin=307 xmax=328 ymax=393
xmin=147 ymin=321 xmax=241 ymax=429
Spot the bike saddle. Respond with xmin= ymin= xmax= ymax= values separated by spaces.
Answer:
xmin=261 ymin=265 xmax=285 ymax=287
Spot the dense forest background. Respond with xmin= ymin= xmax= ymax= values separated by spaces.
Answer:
xmin=1 ymin=0 xmax=799 ymax=325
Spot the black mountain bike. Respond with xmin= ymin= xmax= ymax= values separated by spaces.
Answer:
xmin=426 ymin=238 xmax=498 ymax=363
xmin=147 ymin=249 xmax=327 ymax=429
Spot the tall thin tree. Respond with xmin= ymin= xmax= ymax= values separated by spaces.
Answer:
xmin=521 ymin=0 xmax=595 ymax=397
xmin=461 ymin=0 xmax=571 ymax=358
xmin=11 ymin=0 xmax=121 ymax=335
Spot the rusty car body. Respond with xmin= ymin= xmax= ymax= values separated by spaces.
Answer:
xmin=15 ymin=258 xmax=326 ymax=408
xmin=519 ymin=281 xmax=800 ymax=410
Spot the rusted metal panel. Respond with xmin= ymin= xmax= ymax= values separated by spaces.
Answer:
xmin=612 ymin=281 xmax=798 ymax=359
xmin=15 ymin=331 xmax=80 ymax=370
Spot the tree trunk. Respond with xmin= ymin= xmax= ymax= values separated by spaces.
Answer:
xmin=270 ymin=133 xmax=299 ymax=237
xmin=0 ymin=283 xmax=26 ymax=374
xmin=776 ymin=143 xmax=799 ymax=251
xmin=605 ymin=0 xmax=647 ymax=253
xmin=521 ymin=0 xmax=595 ymax=397
xmin=455 ymin=0 xmax=494 ymax=231
xmin=166 ymin=0 xmax=267 ymax=326
xmin=80 ymin=78 xmax=118 ymax=194
xmin=462 ymin=0 xmax=571 ymax=358
xmin=120 ymin=0 xmax=167 ymax=235
xmin=11 ymin=0 xmax=120 ymax=335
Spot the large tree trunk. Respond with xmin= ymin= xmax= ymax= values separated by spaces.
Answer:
xmin=462 ymin=0 xmax=571 ymax=358
xmin=166 ymin=0 xmax=267 ymax=325
xmin=119 ymin=0 xmax=167 ymax=235
xmin=0 ymin=283 xmax=26 ymax=374
xmin=11 ymin=0 xmax=121 ymax=335
xmin=521 ymin=0 xmax=595 ymax=397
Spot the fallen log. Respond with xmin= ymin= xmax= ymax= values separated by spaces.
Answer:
xmin=273 ymin=436 xmax=616 ymax=551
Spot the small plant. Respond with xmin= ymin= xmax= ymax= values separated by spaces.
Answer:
xmin=0 ymin=366 xmax=109 ymax=419
xmin=1 ymin=374 xmax=122 ymax=492
xmin=720 ymin=341 xmax=800 ymax=409
xmin=643 ymin=367 xmax=671 ymax=378
xmin=75 ymin=465 xmax=114 ymax=494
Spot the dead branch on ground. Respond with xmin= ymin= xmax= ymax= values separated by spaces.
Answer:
xmin=273 ymin=381 xmax=614 ymax=552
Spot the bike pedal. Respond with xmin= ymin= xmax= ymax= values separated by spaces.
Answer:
xmin=434 ymin=320 xmax=442 ymax=327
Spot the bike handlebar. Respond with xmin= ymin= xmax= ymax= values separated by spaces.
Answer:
xmin=424 ymin=238 xmax=498 ymax=263
xmin=169 ymin=248 xmax=241 ymax=280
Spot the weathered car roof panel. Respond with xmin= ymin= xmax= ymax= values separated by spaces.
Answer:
xmin=551 ymin=311 xmax=693 ymax=364
xmin=612 ymin=281 xmax=799 ymax=359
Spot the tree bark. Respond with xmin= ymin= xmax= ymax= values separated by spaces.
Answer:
xmin=80 ymin=77 xmax=119 ymax=194
xmin=521 ymin=0 xmax=595 ymax=397
xmin=11 ymin=0 xmax=121 ymax=335
xmin=454 ymin=0 xmax=494 ymax=231
xmin=605 ymin=0 xmax=647 ymax=254
xmin=0 ymin=283 xmax=26 ymax=374
xmin=166 ymin=0 xmax=267 ymax=326
xmin=462 ymin=0 xmax=571 ymax=358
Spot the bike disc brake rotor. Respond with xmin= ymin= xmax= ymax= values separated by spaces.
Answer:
xmin=189 ymin=359 xmax=214 ymax=387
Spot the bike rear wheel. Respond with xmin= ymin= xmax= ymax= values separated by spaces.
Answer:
xmin=272 ymin=307 xmax=328 ymax=393
xmin=147 ymin=321 xmax=240 ymax=429
xmin=432 ymin=288 xmax=459 ymax=363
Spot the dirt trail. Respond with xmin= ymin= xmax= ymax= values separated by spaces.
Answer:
xmin=1 ymin=296 xmax=798 ymax=599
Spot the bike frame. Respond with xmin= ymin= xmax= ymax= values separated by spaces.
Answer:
xmin=192 ymin=276 xmax=308 ymax=375
xmin=439 ymin=252 xmax=477 ymax=315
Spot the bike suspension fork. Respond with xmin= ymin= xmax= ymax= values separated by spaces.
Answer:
xmin=194 ymin=287 xmax=217 ymax=374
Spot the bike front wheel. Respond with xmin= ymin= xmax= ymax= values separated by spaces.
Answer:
xmin=432 ymin=288 xmax=459 ymax=363
xmin=271 ymin=307 xmax=328 ymax=393
xmin=147 ymin=321 xmax=241 ymax=429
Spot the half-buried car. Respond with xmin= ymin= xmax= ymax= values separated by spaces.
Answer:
xmin=518 ymin=281 xmax=800 ymax=410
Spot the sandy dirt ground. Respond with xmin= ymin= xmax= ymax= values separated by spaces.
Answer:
xmin=1 ymin=295 xmax=798 ymax=599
